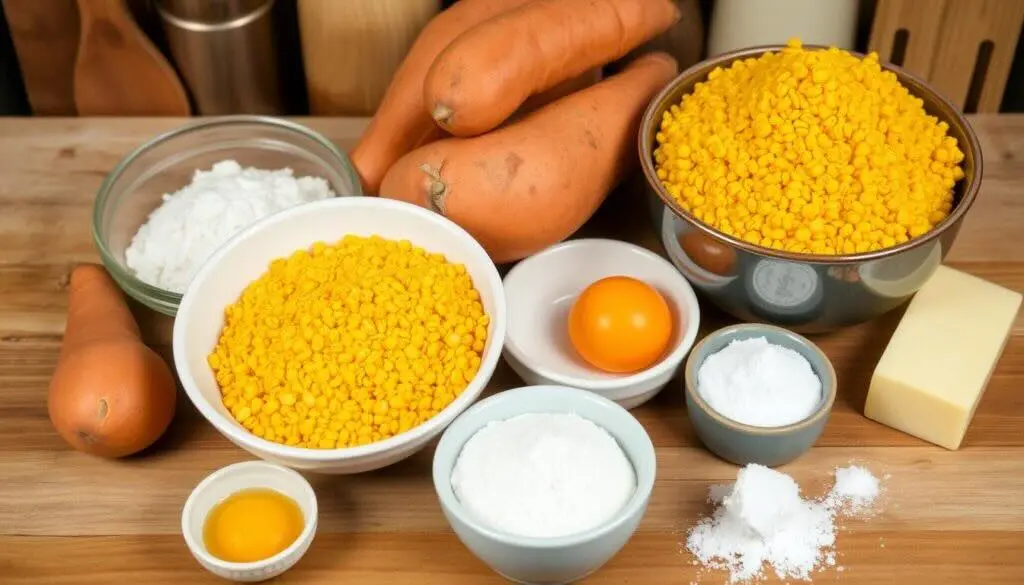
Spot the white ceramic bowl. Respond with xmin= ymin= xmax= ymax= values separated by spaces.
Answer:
xmin=502 ymin=239 xmax=700 ymax=409
xmin=173 ymin=197 xmax=507 ymax=474
xmin=182 ymin=461 xmax=318 ymax=582
xmin=433 ymin=385 xmax=656 ymax=585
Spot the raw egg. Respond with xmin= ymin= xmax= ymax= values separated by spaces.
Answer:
xmin=568 ymin=276 xmax=674 ymax=373
xmin=203 ymin=487 xmax=304 ymax=563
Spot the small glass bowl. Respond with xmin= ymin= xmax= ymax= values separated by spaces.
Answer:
xmin=92 ymin=116 xmax=363 ymax=316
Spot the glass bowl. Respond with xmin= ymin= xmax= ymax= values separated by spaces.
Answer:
xmin=92 ymin=116 xmax=363 ymax=316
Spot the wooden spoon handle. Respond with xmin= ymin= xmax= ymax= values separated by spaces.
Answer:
xmin=76 ymin=0 xmax=131 ymax=23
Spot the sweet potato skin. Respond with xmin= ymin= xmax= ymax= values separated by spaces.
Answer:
xmin=381 ymin=52 xmax=679 ymax=263
xmin=424 ymin=0 xmax=681 ymax=137
xmin=349 ymin=0 xmax=533 ymax=194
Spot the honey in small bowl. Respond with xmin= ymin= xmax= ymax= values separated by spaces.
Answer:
xmin=203 ymin=488 xmax=304 ymax=563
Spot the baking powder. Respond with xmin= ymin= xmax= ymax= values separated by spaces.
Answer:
xmin=697 ymin=337 xmax=822 ymax=427
xmin=827 ymin=464 xmax=881 ymax=512
xmin=450 ymin=412 xmax=636 ymax=539
xmin=686 ymin=464 xmax=883 ymax=583
xmin=125 ymin=160 xmax=334 ymax=293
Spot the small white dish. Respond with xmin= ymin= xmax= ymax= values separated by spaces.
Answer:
xmin=182 ymin=461 xmax=319 ymax=582
xmin=502 ymin=239 xmax=701 ymax=409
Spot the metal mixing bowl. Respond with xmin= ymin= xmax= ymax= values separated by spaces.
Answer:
xmin=638 ymin=45 xmax=982 ymax=333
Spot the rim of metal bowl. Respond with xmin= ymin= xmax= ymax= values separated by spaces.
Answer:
xmin=91 ymin=115 xmax=362 ymax=308
xmin=638 ymin=43 xmax=984 ymax=266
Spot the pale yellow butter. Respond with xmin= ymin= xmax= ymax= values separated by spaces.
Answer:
xmin=865 ymin=265 xmax=1022 ymax=450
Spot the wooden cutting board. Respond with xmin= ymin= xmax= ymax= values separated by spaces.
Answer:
xmin=73 ymin=0 xmax=189 ymax=116
xmin=0 ymin=115 xmax=1023 ymax=583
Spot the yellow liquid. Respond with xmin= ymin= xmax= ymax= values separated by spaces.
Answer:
xmin=203 ymin=488 xmax=304 ymax=563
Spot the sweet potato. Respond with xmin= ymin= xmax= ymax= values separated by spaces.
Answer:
xmin=349 ymin=0 xmax=532 ymax=194
xmin=49 ymin=264 xmax=176 ymax=458
xmin=380 ymin=52 xmax=679 ymax=263
xmin=424 ymin=0 xmax=681 ymax=137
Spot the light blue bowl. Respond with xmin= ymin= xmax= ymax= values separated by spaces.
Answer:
xmin=684 ymin=324 xmax=837 ymax=467
xmin=432 ymin=386 xmax=656 ymax=585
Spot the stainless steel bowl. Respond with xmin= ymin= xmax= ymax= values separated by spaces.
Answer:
xmin=638 ymin=45 xmax=982 ymax=333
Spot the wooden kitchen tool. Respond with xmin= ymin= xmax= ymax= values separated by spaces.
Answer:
xmin=2 ymin=0 xmax=80 ymax=115
xmin=298 ymin=0 xmax=441 ymax=116
xmin=928 ymin=0 xmax=1024 ymax=113
xmin=73 ymin=0 xmax=190 ymax=116
xmin=869 ymin=0 xmax=1024 ymax=113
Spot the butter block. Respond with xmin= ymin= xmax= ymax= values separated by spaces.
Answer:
xmin=865 ymin=265 xmax=1022 ymax=450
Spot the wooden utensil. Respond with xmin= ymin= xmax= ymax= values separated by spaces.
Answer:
xmin=927 ymin=0 xmax=1024 ymax=113
xmin=298 ymin=0 xmax=441 ymax=116
xmin=2 ymin=0 xmax=80 ymax=115
xmin=73 ymin=0 xmax=189 ymax=116
xmin=867 ymin=0 xmax=948 ymax=78
xmin=869 ymin=0 xmax=1024 ymax=113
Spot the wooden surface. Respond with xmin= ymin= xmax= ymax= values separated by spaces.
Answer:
xmin=928 ymin=0 xmax=1024 ymax=113
xmin=1 ymin=0 xmax=81 ymax=115
xmin=72 ymin=0 xmax=189 ymax=116
xmin=868 ymin=0 xmax=948 ymax=77
xmin=298 ymin=0 xmax=441 ymax=116
xmin=869 ymin=0 xmax=1024 ymax=113
xmin=1 ymin=116 xmax=1023 ymax=584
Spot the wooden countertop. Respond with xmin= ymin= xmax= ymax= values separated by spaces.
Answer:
xmin=1 ymin=117 xmax=1022 ymax=584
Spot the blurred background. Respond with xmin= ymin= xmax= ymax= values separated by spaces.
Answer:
xmin=0 ymin=0 xmax=1020 ymax=117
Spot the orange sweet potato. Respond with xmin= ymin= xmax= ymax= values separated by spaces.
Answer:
xmin=423 ymin=0 xmax=681 ymax=137
xmin=349 ymin=0 xmax=533 ymax=194
xmin=380 ymin=52 xmax=678 ymax=263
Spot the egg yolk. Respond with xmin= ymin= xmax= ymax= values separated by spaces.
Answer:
xmin=203 ymin=488 xmax=304 ymax=564
xmin=568 ymin=276 xmax=675 ymax=373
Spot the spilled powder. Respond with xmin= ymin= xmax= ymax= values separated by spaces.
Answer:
xmin=686 ymin=464 xmax=883 ymax=583
xmin=827 ymin=465 xmax=881 ymax=513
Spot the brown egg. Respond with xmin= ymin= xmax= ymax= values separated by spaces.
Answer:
xmin=679 ymin=231 xmax=737 ymax=276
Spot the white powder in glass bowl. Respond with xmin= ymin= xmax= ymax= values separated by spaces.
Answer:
xmin=124 ymin=160 xmax=334 ymax=293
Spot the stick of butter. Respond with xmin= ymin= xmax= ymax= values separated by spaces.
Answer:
xmin=865 ymin=264 xmax=1022 ymax=450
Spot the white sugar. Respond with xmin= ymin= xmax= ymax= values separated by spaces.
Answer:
xmin=686 ymin=464 xmax=883 ymax=583
xmin=697 ymin=337 xmax=822 ymax=427
xmin=828 ymin=465 xmax=881 ymax=512
xmin=450 ymin=412 xmax=636 ymax=539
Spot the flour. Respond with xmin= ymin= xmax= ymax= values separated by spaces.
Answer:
xmin=686 ymin=464 xmax=883 ymax=583
xmin=827 ymin=465 xmax=881 ymax=512
xmin=697 ymin=337 xmax=822 ymax=427
xmin=125 ymin=160 xmax=334 ymax=293
xmin=450 ymin=412 xmax=636 ymax=539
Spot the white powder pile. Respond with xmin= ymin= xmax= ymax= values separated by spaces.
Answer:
xmin=697 ymin=337 xmax=822 ymax=427
xmin=450 ymin=412 xmax=636 ymax=539
xmin=125 ymin=160 xmax=334 ymax=293
xmin=686 ymin=464 xmax=883 ymax=583
xmin=827 ymin=465 xmax=881 ymax=512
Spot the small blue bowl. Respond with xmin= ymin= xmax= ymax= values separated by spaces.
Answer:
xmin=683 ymin=324 xmax=837 ymax=467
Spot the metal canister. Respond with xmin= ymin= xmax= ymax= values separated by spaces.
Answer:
xmin=155 ymin=0 xmax=283 ymax=115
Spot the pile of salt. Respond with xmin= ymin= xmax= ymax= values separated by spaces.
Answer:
xmin=686 ymin=464 xmax=883 ymax=583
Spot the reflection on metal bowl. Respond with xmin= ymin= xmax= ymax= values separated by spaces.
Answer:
xmin=639 ymin=45 xmax=983 ymax=333
xmin=660 ymin=209 xmax=738 ymax=290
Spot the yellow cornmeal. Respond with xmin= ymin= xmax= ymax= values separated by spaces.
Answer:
xmin=208 ymin=235 xmax=489 ymax=449
xmin=654 ymin=38 xmax=966 ymax=255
